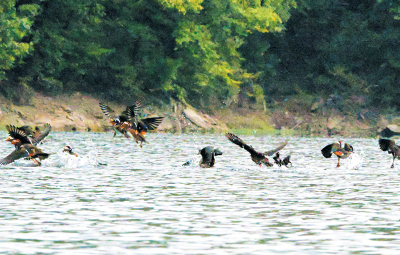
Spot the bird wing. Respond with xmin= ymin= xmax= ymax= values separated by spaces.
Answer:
xmin=225 ymin=133 xmax=258 ymax=155
xmin=137 ymin=117 xmax=164 ymax=135
xmin=379 ymin=138 xmax=394 ymax=152
xmin=321 ymin=143 xmax=340 ymax=158
xmin=0 ymin=148 xmax=29 ymax=165
xmin=126 ymin=101 xmax=142 ymax=121
xmin=32 ymin=123 xmax=52 ymax=145
xmin=17 ymin=126 xmax=33 ymax=136
xmin=99 ymin=103 xmax=117 ymax=119
xmin=6 ymin=125 xmax=31 ymax=144
xmin=264 ymin=141 xmax=288 ymax=156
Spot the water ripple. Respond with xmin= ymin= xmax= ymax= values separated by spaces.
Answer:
xmin=0 ymin=132 xmax=399 ymax=254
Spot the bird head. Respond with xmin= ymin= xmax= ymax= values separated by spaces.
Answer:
xmin=63 ymin=146 xmax=73 ymax=153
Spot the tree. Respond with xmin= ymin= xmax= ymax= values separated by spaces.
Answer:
xmin=0 ymin=0 xmax=38 ymax=80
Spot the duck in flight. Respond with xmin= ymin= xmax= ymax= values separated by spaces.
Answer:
xmin=225 ymin=133 xmax=288 ymax=167
xmin=123 ymin=102 xmax=164 ymax=147
xmin=1 ymin=124 xmax=52 ymax=166
xmin=378 ymin=138 xmax=400 ymax=168
xmin=99 ymin=102 xmax=140 ymax=138
xmin=321 ymin=141 xmax=353 ymax=167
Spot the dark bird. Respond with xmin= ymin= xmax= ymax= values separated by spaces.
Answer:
xmin=282 ymin=155 xmax=292 ymax=167
xmin=198 ymin=146 xmax=223 ymax=168
xmin=63 ymin=146 xmax=78 ymax=157
xmin=379 ymin=127 xmax=400 ymax=138
xmin=225 ymin=133 xmax=288 ymax=167
xmin=99 ymin=102 xmax=141 ymax=138
xmin=321 ymin=141 xmax=353 ymax=167
xmin=1 ymin=124 xmax=51 ymax=166
xmin=273 ymin=152 xmax=292 ymax=167
xmin=379 ymin=138 xmax=400 ymax=168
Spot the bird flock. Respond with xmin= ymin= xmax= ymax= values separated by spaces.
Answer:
xmin=0 ymin=102 xmax=399 ymax=168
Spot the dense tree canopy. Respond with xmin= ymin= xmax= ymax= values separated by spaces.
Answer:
xmin=2 ymin=0 xmax=400 ymax=111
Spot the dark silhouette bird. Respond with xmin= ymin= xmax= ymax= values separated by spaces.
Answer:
xmin=63 ymin=146 xmax=78 ymax=157
xmin=282 ymin=155 xmax=292 ymax=167
xmin=198 ymin=146 xmax=223 ymax=168
xmin=321 ymin=141 xmax=353 ymax=167
xmin=379 ymin=127 xmax=400 ymax=138
xmin=273 ymin=152 xmax=292 ymax=167
xmin=99 ymin=102 xmax=141 ymax=138
xmin=1 ymin=124 xmax=51 ymax=166
xmin=225 ymin=133 xmax=288 ymax=167
xmin=379 ymin=138 xmax=400 ymax=168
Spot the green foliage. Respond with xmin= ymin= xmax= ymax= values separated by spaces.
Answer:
xmin=170 ymin=0 xmax=294 ymax=107
xmin=7 ymin=0 xmax=400 ymax=114
xmin=266 ymin=0 xmax=400 ymax=111
xmin=0 ymin=1 xmax=38 ymax=80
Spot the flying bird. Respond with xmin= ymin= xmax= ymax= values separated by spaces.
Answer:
xmin=378 ymin=138 xmax=400 ymax=168
xmin=1 ymin=124 xmax=51 ymax=166
xmin=124 ymin=104 xmax=164 ymax=147
xmin=321 ymin=141 xmax=353 ymax=167
xmin=99 ymin=102 xmax=140 ymax=138
xmin=225 ymin=133 xmax=288 ymax=167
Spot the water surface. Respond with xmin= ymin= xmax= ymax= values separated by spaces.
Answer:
xmin=0 ymin=132 xmax=399 ymax=254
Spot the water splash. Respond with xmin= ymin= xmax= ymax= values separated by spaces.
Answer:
xmin=46 ymin=140 xmax=107 ymax=168
xmin=347 ymin=141 xmax=365 ymax=170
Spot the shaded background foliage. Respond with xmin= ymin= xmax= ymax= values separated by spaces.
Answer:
xmin=1 ymin=0 xmax=400 ymax=111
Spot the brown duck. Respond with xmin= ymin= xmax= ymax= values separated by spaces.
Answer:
xmin=124 ymin=104 xmax=164 ymax=147
xmin=6 ymin=123 xmax=51 ymax=148
xmin=99 ymin=102 xmax=140 ymax=138
xmin=321 ymin=141 xmax=353 ymax=167
xmin=1 ymin=124 xmax=51 ymax=166
xmin=225 ymin=133 xmax=288 ymax=167
xmin=379 ymin=138 xmax=400 ymax=168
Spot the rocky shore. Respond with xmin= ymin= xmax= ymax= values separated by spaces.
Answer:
xmin=0 ymin=92 xmax=396 ymax=137
xmin=0 ymin=92 xmax=228 ymax=133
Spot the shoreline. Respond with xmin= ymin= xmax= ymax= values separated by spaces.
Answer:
xmin=0 ymin=92 xmax=393 ymax=138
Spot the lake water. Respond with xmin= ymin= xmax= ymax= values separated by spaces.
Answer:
xmin=0 ymin=132 xmax=399 ymax=254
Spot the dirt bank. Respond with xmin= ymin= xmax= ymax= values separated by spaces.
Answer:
xmin=0 ymin=92 xmax=229 ymax=133
xmin=0 ymin=92 xmax=393 ymax=137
